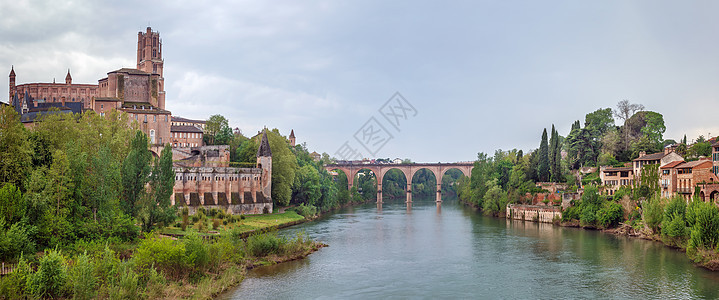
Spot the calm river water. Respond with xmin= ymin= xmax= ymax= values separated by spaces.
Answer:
xmin=225 ymin=196 xmax=719 ymax=299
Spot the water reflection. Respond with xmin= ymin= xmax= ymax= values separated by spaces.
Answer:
xmin=227 ymin=196 xmax=719 ymax=299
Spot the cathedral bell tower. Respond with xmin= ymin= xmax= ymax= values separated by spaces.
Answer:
xmin=137 ymin=27 xmax=165 ymax=109
xmin=9 ymin=66 xmax=16 ymax=102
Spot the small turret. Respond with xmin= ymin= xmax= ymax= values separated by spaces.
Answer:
xmin=289 ymin=129 xmax=296 ymax=147
xmin=65 ymin=69 xmax=72 ymax=84
xmin=9 ymin=65 xmax=16 ymax=102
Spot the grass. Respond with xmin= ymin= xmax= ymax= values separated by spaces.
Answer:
xmin=160 ymin=211 xmax=306 ymax=237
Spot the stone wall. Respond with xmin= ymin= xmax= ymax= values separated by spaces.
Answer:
xmin=506 ymin=204 xmax=562 ymax=224
xmin=183 ymin=203 xmax=273 ymax=216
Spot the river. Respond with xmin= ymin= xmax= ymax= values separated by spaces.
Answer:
xmin=224 ymin=196 xmax=719 ymax=299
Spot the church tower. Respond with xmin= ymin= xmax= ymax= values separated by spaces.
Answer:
xmin=137 ymin=27 xmax=165 ymax=109
xmin=9 ymin=66 xmax=15 ymax=102
xmin=289 ymin=129 xmax=296 ymax=147
xmin=257 ymin=129 xmax=273 ymax=200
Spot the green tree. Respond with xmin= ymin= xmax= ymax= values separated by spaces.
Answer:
xmin=537 ymin=128 xmax=550 ymax=182
xmin=121 ymin=131 xmax=152 ymax=217
xmin=0 ymin=106 xmax=32 ymax=190
xmin=549 ymin=125 xmax=559 ymax=182
xmin=264 ymin=129 xmax=298 ymax=206
xmin=0 ymin=183 xmax=23 ymax=225
xmin=139 ymin=145 xmax=176 ymax=232
xmin=292 ymin=165 xmax=321 ymax=206
xmin=86 ymin=146 xmax=120 ymax=222
xmin=205 ymin=115 xmax=230 ymax=145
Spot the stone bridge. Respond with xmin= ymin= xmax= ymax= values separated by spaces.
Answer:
xmin=325 ymin=162 xmax=474 ymax=203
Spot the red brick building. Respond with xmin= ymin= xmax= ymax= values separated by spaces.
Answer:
xmin=600 ymin=166 xmax=634 ymax=196
xmin=9 ymin=27 xmax=171 ymax=146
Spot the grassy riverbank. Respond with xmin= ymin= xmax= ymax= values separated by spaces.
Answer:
xmin=0 ymin=211 xmax=324 ymax=300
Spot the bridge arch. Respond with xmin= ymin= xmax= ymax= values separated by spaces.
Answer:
xmin=380 ymin=167 xmax=410 ymax=202
xmin=325 ymin=162 xmax=474 ymax=204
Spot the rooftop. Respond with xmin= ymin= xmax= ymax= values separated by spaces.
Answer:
xmin=171 ymin=125 xmax=203 ymax=133
xmin=661 ymin=161 xmax=684 ymax=169
xmin=633 ymin=152 xmax=666 ymax=161
xmin=108 ymin=68 xmax=150 ymax=76
xmin=172 ymin=116 xmax=206 ymax=123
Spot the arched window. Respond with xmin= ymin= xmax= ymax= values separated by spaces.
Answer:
xmin=150 ymin=130 xmax=156 ymax=144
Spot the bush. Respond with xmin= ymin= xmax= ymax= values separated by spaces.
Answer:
xmin=70 ymin=252 xmax=97 ymax=300
xmin=223 ymin=220 xmax=228 ymax=225
xmin=241 ymin=215 xmax=246 ymax=220
xmin=0 ymin=221 xmax=35 ymax=261
xmin=293 ymin=204 xmax=317 ymax=218
xmin=28 ymin=249 xmax=68 ymax=299
xmin=597 ymin=201 xmax=624 ymax=229
xmin=687 ymin=201 xmax=719 ymax=260
xmin=134 ymin=234 xmax=187 ymax=279
xmin=661 ymin=197 xmax=689 ymax=247
xmin=212 ymin=218 xmax=220 ymax=230
xmin=0 ymin=255 xmax=32 ymax=298
xmin=246 ymin=232 xmax=283 ymax=257
xmin=184 ymin=233 xmax=209 ymax=272
xmin=561 ymin=206 xmax=581 ymax=222
xmin=643 ymin=196 xmax=664 ymax=234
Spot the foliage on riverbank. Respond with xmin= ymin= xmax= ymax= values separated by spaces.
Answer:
xmin=0 ymin=230 xmax=323 ymax=299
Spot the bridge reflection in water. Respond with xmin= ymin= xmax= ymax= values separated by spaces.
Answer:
xmin=325 ymin=162 xmax=474 ymax=204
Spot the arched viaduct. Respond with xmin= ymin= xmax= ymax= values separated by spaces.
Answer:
xmin=325 ymin=162 xmax=474 ymax=203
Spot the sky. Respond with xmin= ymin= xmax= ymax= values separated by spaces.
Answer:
xmin=2 ymin=0 xmax=719 ymax=162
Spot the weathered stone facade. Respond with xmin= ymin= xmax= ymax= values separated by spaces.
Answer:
xmin=506 ymin=204 xmax=562 ymax=223
xmin=172 ymin=131 xmax=273 ymax=215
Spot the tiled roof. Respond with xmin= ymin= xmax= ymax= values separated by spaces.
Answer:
xmin=660 ymin=161 xmax=684 ymax=169
xmin=676 ymin=160 xmax=712 ymax=169
xmin=172 ymin=116 xmax=206 ymax=123
xmin=108 ymin=68 xmax=150 ymax=75
xmin=603 ymin=166 xmax=633 ymax=172
xmin=633 ymin=152 xmax=665 ymax=161
xmin=171 ymin=125 xmax=203 ymax=133
xmin=94 ymin=97 xmax=121 ymax=102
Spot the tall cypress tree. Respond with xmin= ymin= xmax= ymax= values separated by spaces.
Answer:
xmin=537 ymin=128 xmax=550 ymax=182
xmin=553 ymin=128 xmax=562 ymax=182
xmin=549 ymin=124 xmax=559 ymax=182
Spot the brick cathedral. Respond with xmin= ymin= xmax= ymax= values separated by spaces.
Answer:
xmin=7 ymin=27 xmax=274 ymax=214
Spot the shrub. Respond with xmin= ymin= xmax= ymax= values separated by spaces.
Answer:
xmin=661 ymin=197 xmax=689 ymax=247
xmin=0 ymin=255 xmax=32 ymax=298
xmin=191 ymin=215 xmax=200 ymax=223
xmin=212 ymin=218 xmax=220 ymax=230
xmin=0 ymin=221 xmax=35 ymax=261
xmin=28 ymin=249 xmax=68 ymax=299
xmin=70 ymin=252 xmax=97 ymax=300
xmin=184 ymin=233 xmax=209 ymax=270
xmin=240 ymin=215 xmax=246 ymax=220
xmin=293 ymin=204 xmax=317 ymax=218
xmin=597 ymin=201 xmax=624 ymax=229
xmin=246 ymin=232 xmax=283 ymax=257
xmin=134 ymin=234 xmax=187 ymax=279
xmin=687 ymin=201 xmax=719 ymax=260
xmin=223 ymin=220 xmax=228 ymax=226
xmin=109 ymin=265 xmax=139 ymax=300
xmin=561 ymin=206 xmax=581 ymax=222
xmin=643 ymin=196 xmax=664 ymax=234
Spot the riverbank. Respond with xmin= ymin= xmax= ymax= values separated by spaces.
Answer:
xmin=464 ymin=199 xmax=719 ymax=273
xmin=0 ymin=210 xmax=326 ymax=300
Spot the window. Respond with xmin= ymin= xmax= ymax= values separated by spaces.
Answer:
xmin=150 ymin=130 xmax=155 ymax=144
xmin=153 ymin=115 xmax=156 ymax=122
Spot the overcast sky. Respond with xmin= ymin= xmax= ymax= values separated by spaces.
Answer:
xmin=2 ymin=1 xmax=719 ymax=162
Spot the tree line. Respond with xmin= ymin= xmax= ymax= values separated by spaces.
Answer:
xmin=0 ymin=106 xmax=175 ymax=261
